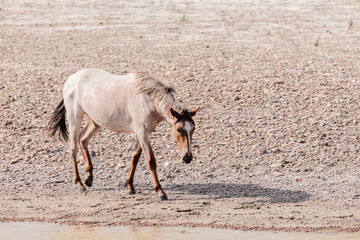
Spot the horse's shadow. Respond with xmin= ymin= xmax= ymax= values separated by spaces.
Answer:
xmin=167 ymin=183 xmax=311 ymax=204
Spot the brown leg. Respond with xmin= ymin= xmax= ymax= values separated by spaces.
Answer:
xmin=79 ymin=118 xmax=100 ymax=187
xmin=137 ymin=130 xmax=167 ymax=200
xmin=67 ymin=111 xmax=85 ymax=192
xmin=126 ymin=138 xmax=142 ymax=194
xmin=69 ymin=143 xmax=85 ymax=191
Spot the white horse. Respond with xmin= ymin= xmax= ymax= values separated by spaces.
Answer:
xmin=48 ymin=68 xmax=199 ymax=200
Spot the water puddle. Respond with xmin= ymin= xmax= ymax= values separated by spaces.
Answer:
xmin=0 ymin=222 xmax=359 ymax=240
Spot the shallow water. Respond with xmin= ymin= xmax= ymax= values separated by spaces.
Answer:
xmin=0 ymin=222 xmax=359 ymax=240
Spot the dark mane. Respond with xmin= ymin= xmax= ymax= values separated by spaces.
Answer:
xmin=134 ymin=71 xmax=176 ymax=103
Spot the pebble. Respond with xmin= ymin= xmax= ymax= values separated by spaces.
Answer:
xmin=10 ymin=160 xmax=19 ymax=165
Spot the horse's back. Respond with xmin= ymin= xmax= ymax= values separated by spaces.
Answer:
xmin=64 ymin=68 xmax=136 ymax=100
xmin=65 ymin=68 xmax=132 ymax=89
xmin=63 ymin=68 xmax=143 ymax=132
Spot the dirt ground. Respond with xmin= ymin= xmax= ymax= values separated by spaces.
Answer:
xmin=0 ymin=0 xmax=359 ymax=233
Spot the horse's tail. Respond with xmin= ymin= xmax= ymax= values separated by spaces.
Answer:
xmin=48 ymin=99 xmax=68 ymax=141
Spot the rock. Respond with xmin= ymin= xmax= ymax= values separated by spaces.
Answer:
xmin=271 ymin=160 xmax=289 ymax=169
xmin=273 ymin=81 xmax=285 ymax=85
xmin=260 ymin=149 xmax=268 ymax=155
xmin=271 ymin=162 xmax=283 ymax=169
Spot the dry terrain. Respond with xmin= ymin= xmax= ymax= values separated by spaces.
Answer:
xmin=0 ymin=0 xmax=359 ymax=232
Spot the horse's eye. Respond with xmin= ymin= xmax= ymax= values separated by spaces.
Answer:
xmin=177 ymin=128 xmax=181 ymax=133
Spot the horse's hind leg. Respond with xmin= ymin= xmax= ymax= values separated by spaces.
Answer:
xmin=79 ymin=116 xmax=100 ymax=187
xmin=126 ymin=138 xmax=142 ymax=194
xmin=65 ymin=101 xmax=85 ymax=191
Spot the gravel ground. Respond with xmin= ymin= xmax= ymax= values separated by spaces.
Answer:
xmin=0 ymin=0 xmax=359 ymax=232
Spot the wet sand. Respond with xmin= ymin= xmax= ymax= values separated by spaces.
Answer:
xmin=1 ymin=222 xmax=360 ymax=240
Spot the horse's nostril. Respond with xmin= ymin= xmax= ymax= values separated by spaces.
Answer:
xmin=183 ymin=155 xmax=191 ymax=163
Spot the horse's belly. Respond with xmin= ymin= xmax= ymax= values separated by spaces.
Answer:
xmin=87 ymin=108 xmax=134 ymax=133
xmin=81 ymin=92 xmax=134 ymax=133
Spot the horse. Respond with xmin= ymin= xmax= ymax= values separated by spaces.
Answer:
xmin=48 ymin=68 xmax=199 ymax=201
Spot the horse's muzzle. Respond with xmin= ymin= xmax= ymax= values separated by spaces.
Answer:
xmin=183 ymin=153 xmax=193 ymax=164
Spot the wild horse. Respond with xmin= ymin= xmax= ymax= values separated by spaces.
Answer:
xmin=48 ymin=68 xmax=199 ymax=200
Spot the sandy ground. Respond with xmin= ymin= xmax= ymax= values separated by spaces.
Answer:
xmin=0 ymin=0 xmax=359 ymax=233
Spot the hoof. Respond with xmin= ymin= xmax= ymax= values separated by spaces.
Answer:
xmin=85 ymin=177 xmax=93 ymax=187
xmin=78 ymin=186 xmax=86 ymax=193
xmin=128 ymin=190 xmax=136 ymax=195
xmin=158 ymin=194 xmax=168 ymax=201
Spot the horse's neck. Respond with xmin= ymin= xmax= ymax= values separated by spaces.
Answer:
xmin=157 ymin=100 xmax=182 ymax=125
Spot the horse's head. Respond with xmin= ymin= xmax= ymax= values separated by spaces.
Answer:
xmin=170 ymin=107 xmax=200 ymax=164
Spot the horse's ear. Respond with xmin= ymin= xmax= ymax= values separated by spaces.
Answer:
xmin=189 ymin=107 xmax=200 ymax=117
xmin=170 ymin=108 xmax=181 ymax=119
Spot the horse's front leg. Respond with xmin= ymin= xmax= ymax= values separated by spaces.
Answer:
xmin=126 ymin=138 xmax=142 ymax=194
xmin=137 ymin=130 xmax=168 ymax=201
xmin=147 ymin=148 xmax=168 ymax=200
